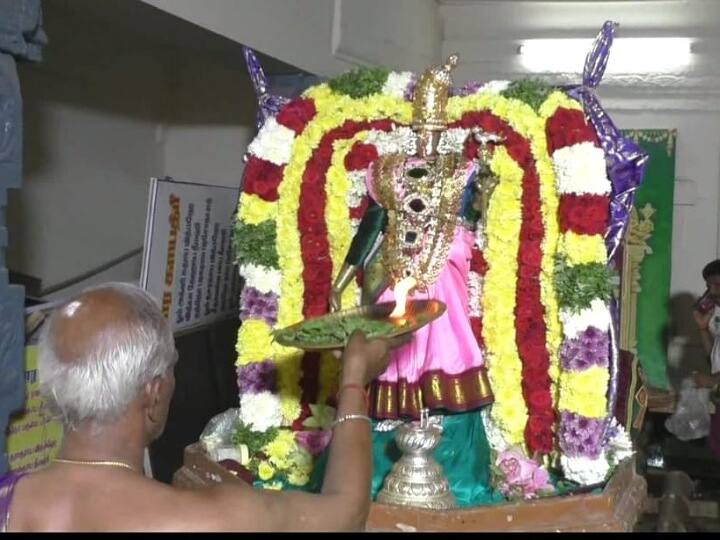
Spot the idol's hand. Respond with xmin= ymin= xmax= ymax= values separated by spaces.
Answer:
xmin=329 ymin=288 xmax=342 ymax=313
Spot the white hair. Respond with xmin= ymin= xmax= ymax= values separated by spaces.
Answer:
xmin=38 ymin=282 xmax=176 ymax=428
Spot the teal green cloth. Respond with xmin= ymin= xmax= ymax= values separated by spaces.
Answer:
xmin=307 ymin=410 xmax=503 ymax=507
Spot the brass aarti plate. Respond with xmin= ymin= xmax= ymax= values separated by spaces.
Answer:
xmin=274 ymin=300 xmax=447 ymax=351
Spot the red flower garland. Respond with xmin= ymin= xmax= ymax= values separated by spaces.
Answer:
xmin=558 ymin=194 xmax=610 ymax=236
xmin=453 ymin=111 xmax=555 ymax=454
xmin=545 ymin=108 xmax=598 ymax=155
xmin=276 ymin=98 xmax=317 ymax=135
xmin=299 ymin=118 xmax=393 ymax=319
xmin=243 ymin=157 xmax=285 ymax=202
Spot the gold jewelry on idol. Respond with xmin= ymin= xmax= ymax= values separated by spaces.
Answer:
xmin=411 ymin=53 xmax=459 ymax=133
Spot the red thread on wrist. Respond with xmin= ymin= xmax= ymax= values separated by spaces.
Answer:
xmin=337 ymin=384 xmax=369 ymax=412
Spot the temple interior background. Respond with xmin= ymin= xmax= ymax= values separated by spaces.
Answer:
xmin=3 ymin=0 xmax=720 ymax=532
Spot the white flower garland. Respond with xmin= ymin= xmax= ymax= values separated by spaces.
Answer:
xmin=482 ymin=407 xmax=509 ymax=453
xmin=240 ymin=391 xmax=284 ymax=432
xmin=365 ymin=126 xmax=416 ymax=156
xmin=560 ymin=454 xmax=611 ymax=485
xmin=552 ymin=142 xmax=611 ymax=196
xmin=239 ymin=263 xmax=281 ymax=294
xmin=477 ymin=80 xmax=511 ymax=95
xmin=559 ymin=298 xmax=612 ymax=339
xmin=247 ymin=117 xmax=296 ymax=165
xmin=438 ymin=128 xmax=471 ymax=155
xmin=347 ymin=170 xmax=368 ymax=208
xmin=468 ymin=271 xmax=483 ymax=318
xmin=382 ymin=71 xmax=414 ymax=99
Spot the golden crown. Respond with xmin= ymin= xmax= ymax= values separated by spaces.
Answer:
xmin=412 ymin=53 xmax=459 ymax=132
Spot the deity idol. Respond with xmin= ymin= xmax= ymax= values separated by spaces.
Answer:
xmin=327 ymin=55 xmax=503 ymax=505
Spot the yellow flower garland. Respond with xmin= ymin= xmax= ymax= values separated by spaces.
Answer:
xmin=481 ymin=147 xmax=526 ymax=445
xmin=448 ymin=92 xmax=565 ymax=449
xmin=238 ymin=194 xmax=277 ymax=225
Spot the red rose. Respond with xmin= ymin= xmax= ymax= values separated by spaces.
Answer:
xmin=243 ymin=157 xmax=284 ymax=201
xmin=527 ymin=388 xmax=552 ymax=412
xmin=470 ymin=317 xmax=484 ymax=344
xmin=546 ymin=108 xmax=598 ymax=154
xmin=522 ymin=369 xmax=551 ymax=390
xmin=301 ymin=233 xmax=330 ymax=262
xmin=276 ymin=98 xmax=317 ymax=135
xmin=345 ymin=143 xmax=379 ymax=171
xmin=471 ymin=249 xmax=488 ymax=275
xmin=519 ymin=245 xmax=543 ymax=270
xmin=315 ymin=144 xmax=334 ymax=163
xmin=350 ymin=196 xmax=369 ymax=220
xmin=559 ymin=194 xmax=609 ymax=235
xmin=298 ymin=194 xmax=325 ymax=230
xmin=525 ymin=414 xmax=554 ymax=454
xmin=303 ymin=160 xmax=326 ymax=187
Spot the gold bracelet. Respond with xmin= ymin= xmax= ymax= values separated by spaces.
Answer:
xmin=332 ymin=414 xmax=372 ymax=429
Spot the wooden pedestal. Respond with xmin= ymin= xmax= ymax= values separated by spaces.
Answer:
xmin=173 ymin=443 xmax=646 ymax=532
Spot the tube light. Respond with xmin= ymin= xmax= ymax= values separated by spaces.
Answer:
xmin=518 ymin=37 xmax=692 ymax=74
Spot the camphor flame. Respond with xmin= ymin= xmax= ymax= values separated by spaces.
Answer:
xmin=390 ymin=276 xmax=417 ymax=318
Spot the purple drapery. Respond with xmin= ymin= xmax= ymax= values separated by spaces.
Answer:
xmin=242 ymin=46 xmax=290 ymax=131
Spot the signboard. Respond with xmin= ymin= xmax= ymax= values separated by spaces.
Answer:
xmin=141 ymin=177 xmax=241 ymax=334
xmin=7 ymin=309 xmax=63 ymax=473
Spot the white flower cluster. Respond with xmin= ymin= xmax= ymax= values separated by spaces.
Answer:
xmin=605 ymin=418 xmax=634 ymax=468
xmin=239 ymin=263 xmax=281 ymax=294
xmin=478 ymin=80 xmax=511 ymax=95
xmin=560 ymin=420 xmax=634 ymax=485
xmin=365 ymin=126 xmax=416 ymax=156
xmin=468 ymin=271 xmax=483 ymax=318
xmin=560 ymin=454 xmax=611 ymax=486
xmin=559 ymin=298 xmax=612 ymax=339
xmin=347 ymin=170 xmax=368 ymax=208
xmin=482 ymin=407 xmax=509 ymax=453
xmin=239 ymin=391 xmax=283 ymax=432
xmin=552 ymin=142 xmax=611 ymax=196
xmin=382 ymin=71 xmax=414 ymax=99
xmin=247 ymin=117 xmax=296 ymax=166
xmin=438 ymin=128 xmax=471 ymax=155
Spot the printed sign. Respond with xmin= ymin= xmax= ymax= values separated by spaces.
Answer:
xmin=141 ymin=177 xmax=241 ymax=333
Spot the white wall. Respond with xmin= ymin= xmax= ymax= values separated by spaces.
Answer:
xmin=140 ymin=0 xmax=352 ymax=78
xmin=161 ymin=56 xmax=256 ymax=189
xmin=140 ymin=0 xmax=442 ymax=76
xmin=439 ymin=0 xmax=720 ymax=383
xmin=7 ymin=2 xmax=258 ymax=298
xmin=7 ymin=22 xmax=170 ymax=293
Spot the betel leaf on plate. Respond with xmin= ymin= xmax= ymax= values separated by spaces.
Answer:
xmin=274 ymin=315 xmax=399 ymax=346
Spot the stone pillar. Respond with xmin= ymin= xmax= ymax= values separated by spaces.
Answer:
xmin=0 ymin=0 xmax=46 ymax=474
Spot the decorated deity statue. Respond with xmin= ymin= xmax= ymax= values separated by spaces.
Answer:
xmin=330 ymin=54 xmax=498 ymax=420
xmin=327 ymin=55 xmax=503 ymax=505
xmin=234 ymin=23 xmax=645 ymax=506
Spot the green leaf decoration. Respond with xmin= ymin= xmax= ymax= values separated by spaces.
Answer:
xmin=501 ymin=79 xmax=555 ymax=111
xmin=232 ymin=421 xmax=279 ymax=456
xmin=328 ymin=67 xmax=390 ymax=99
xmin=233 ymin=219 xmax=279 ymax=268
xmin=554 ymin=256 xmax=616 ymax=313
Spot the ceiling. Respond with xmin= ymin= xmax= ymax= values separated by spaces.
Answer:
xmin=42 ymin=0 xmax=305 ymax=75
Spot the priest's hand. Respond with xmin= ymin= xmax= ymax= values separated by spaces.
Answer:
xmin=341 ymin=331 xmax=410 ymax=386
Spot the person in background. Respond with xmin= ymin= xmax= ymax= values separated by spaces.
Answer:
xmin=0 ymin=283 xmax=405 ymax=532
xmin=692 ymin=259 xmax=720 ymax=459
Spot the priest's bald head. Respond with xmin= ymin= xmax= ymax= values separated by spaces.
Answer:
xmin=38 ymin=283 xmax=177 ymax=438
